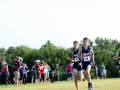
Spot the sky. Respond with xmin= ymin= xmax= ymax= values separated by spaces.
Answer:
xmin=0 ymin=0 xmax=120 ymax=49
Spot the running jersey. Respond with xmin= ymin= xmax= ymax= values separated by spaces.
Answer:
xmin=73 ymin=49 xmax=81 ymax=69
xmin=81 ymin=46 xmax=91 ymax=63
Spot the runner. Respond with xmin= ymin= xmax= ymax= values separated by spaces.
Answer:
xmin=67 ymin=41 xmax=82 ymax=90
xmin=77 ymin=37 xmax=95 ymax=90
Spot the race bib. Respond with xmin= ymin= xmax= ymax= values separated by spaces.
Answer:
xmin=84 ymin=56 xmax=90 ymax=62
xmin=74 ymin=58 xmax=79 ymax=62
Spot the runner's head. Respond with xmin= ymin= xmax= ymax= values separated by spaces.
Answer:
xmin=73 ymin=41 xmax=79 ymax=49
xmin=83 ymin=37 xmax=89 ymax=46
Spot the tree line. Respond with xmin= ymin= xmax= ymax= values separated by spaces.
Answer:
xmin=0 ymin=37 xmax=120 ymax=82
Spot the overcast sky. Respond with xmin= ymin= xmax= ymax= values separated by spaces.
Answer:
xmin=0 ymin=0 xmax=120 ymax=49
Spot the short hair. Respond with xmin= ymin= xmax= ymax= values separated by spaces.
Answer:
xmin=41 ymin=60 xmax=44 ymax=64
xmin=83 ymin=37 xmax=89 ymax=41
xmin=73 ymin=41 xmax=78 ymax=44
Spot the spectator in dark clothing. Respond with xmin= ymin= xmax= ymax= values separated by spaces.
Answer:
xmin=49 ymin=64 xmax=59 ymax=83
xmin=49 ymin=66 xmax=55 ymax=83
xmin=23 ymin=63 xmax=29 ymax=84
xmin=31 ymin=64 xmax=37 ymax=83
xmin=0 ymin=58 xmax=11 ymax=85
xmin=12 ymin=56 xmax=18 ymax=84
xmin=19 ymin=59 xmax=24 ymax=85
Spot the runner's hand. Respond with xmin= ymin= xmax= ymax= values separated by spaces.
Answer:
xmin=78 ymin=63 xmax=81 ymax=66
xmin=81 ymin=55 xmax=86 ymax=58
xmin=93 ymin=61 xmax=95 ymax=65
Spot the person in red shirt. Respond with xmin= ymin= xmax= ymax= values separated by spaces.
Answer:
xmin=35 ymin=60 xmax=41 ymax=83
xmin=1 ymin=58 xmax=11 ymax=85
xmin=40 ymin=60 xmax=45 ymax=83
xmin=11 ymin=56 xmax=17 ymax=84
xmin=13 ymin=56 xmax=21 ymax=86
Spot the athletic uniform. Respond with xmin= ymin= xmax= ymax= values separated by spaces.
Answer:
xmin=73 ymin=49 xmax=82 ymax=71
xmin=81 ymin=46 xmax=92 ymax=70
xmin=81 ymin=46 xmax=94 ymax=90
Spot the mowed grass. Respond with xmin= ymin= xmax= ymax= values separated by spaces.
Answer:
xmin=1 ymin=78 xmax=120 ymax=90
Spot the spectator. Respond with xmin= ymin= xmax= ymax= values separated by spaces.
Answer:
xmin=23 ymin=63 xmax=29 ymax=84
xmin=49 ymin=64 xmax=59 ymax=83
xmin=0 ymin=58 xmax=11 ymax=85
xmin=44 ymin=63 xmax=51 ymax=82
xmin=31 ymin=63 xmax=37 ymax=83
xmin=66 ymin=62 xmax=73 ymax=81
xmin=35 ymin=59 xmax=41 ymax=83
xmin=40 ymin=60 xmax=45 ymax=83
xmin=100 ymin=63 xmax=106 ymax=80
xmin=19 ymin=57 xmax=24 ymax=85
xmin=11 ymin=56 xmax=18 ymax=84
xmin=49 ymin=65 xmax=55 ymax=83
xmin=13 ymin=56 xmax=21 ymax=86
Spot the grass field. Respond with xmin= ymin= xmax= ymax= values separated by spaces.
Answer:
xmin=0 ymin=78 xmax=120 ymax=90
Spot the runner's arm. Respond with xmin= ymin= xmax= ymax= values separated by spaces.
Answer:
xmin=68 ymin=52 xmax=74 ymax=62
xmin=90 ymin=47 xmax=95 ymax=64
xmin=77 ymin=47 xmax=82 ymax=58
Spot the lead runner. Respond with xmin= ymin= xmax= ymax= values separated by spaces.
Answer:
xmin=77 ymin=37 xmax=95 ymax=90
